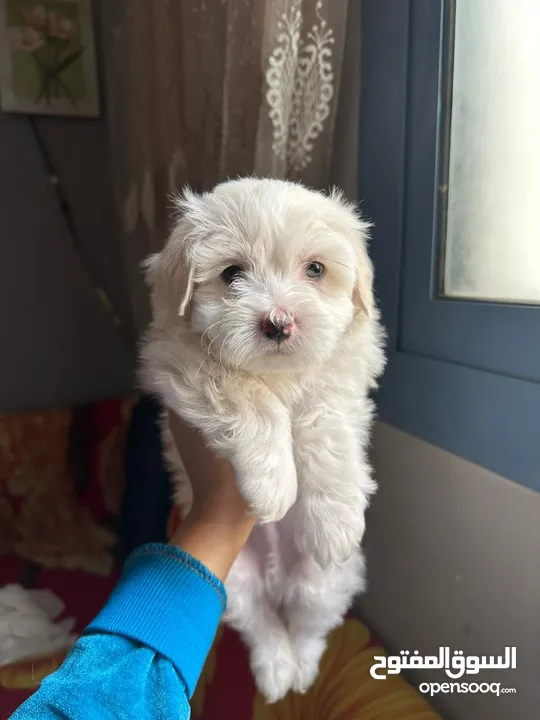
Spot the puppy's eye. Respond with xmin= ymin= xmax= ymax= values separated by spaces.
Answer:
xmin=221 ymin=265 xmax=243 ymax=284
xmin=305 ymin=262 xmax=325 ymax=279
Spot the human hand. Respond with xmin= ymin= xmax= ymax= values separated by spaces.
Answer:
xmin=167 ymin=411 xmax=257 ymax=579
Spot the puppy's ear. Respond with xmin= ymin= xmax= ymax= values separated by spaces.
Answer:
xmin=352 ymin=240 xmax=374 ymax=318
xmin=143 ymin=189 xmax=207 ymax=321
xmin=328 ymin=188 xmax=374 ymax=318
xmin=143 ymin=227 xmax=194 ymax=322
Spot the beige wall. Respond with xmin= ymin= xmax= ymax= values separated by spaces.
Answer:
xmin=359 ymin=422 xmax=540 ymax=720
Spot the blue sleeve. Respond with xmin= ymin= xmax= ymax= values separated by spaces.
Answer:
xmin=11 ymin=544 xmax=226 ymax=720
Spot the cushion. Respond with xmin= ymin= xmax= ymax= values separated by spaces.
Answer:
xmin=0 ymin=397 xmax=134 ymax=718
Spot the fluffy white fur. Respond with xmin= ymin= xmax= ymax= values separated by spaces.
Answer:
xmin=140 ymin=178 xmax=386 ymax=702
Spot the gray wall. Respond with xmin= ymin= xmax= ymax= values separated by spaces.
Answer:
xmin=0 ymin=110 xmax=133 ymax=412
xmin=360 ymin=423 xmax=540 ymax=720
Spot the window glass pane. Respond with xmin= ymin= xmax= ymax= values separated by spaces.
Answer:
xmin=442 ymin=0 xmax=540 ymax=304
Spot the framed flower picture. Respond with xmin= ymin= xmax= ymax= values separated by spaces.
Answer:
xmin=0 ymin=0 xmax=99 ymax=116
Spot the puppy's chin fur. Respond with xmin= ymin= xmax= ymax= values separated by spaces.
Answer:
xmin=140 ymin=178 xmax=386 ymax=702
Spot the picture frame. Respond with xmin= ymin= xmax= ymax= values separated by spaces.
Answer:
xmin=0 ymin=0 xmax=99 ymax=117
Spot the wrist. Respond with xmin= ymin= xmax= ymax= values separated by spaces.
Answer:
xmin=169 ymin=513 xmax=256 ymax=580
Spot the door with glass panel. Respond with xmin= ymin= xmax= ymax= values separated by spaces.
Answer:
xmin=360 ymin=0 xmax=540 ymax=490
xmin=399 ymin=0 xmax=540 ymax=382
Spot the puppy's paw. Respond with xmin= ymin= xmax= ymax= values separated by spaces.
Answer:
xmin=240 ymin=461 xmax=297 ymax=524
xmin=251 ymin=637 xmax=297 ymax=703
xmin=291 ymin=636 xmax=326 ymax=694
xmin=296 ymin=494 xmax=366 ymax=567
xmin=256 ymin=486 xmax=297 ymax=525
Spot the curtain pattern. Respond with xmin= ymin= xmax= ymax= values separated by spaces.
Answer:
xmin=102 ymin=0 xmax=353 ymax=329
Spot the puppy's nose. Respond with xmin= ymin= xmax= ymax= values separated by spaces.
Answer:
xmin=261 ymin=314 xmax=294 ymax=341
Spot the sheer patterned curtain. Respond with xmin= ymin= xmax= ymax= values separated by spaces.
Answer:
xmin=101 ymin=0 xmax=356 ymax=329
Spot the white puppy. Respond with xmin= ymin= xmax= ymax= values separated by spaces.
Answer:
xmin=140 ymin=178 xmax=386 ymax=702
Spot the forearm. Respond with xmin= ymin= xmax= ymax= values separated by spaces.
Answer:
xmin=11 ymin=544 xmax=226 ymax=720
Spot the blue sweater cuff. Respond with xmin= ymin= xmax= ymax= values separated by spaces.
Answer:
xmin=86 ymin=543 xmax=226 ymax=697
